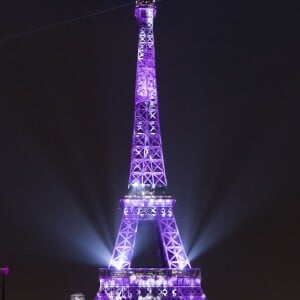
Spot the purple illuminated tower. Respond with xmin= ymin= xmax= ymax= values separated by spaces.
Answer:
xmin=96 ymin=1 xmax=207 ymax=299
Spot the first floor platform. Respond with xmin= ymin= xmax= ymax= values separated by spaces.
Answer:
xmin=95 ymin=268 xmax=207 ymax=300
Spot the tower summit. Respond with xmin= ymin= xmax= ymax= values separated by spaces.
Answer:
xmin=95 ymin=1 xmax=207 ymax=299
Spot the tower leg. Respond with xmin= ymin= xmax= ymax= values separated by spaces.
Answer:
xmin=109 ymin=213 xmax=138 ymax=269
xmin=158 ymin=211 xmax=191 ymax=269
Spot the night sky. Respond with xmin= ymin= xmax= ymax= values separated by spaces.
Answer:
xmin=0 ymin=0 xmax=299 ymax=299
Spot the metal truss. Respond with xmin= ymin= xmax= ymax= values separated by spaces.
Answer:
xmin=96 ymin=269 xmax=207 ymax=300
xmin=158 ymin=216 xmax=191 ymax=269
xmin=109 ymin=215 xmax=138 ymax=269
xmin=109 ymin=198 xmax=190 ymax=270
xmin=97 ymin=1 xmax=208 ymax=299
xmin=129 ymin=3 xmax=167 ymax=188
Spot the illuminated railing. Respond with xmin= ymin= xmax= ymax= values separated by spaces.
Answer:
xmin=97 ymin=268 xmax=206 ymax=299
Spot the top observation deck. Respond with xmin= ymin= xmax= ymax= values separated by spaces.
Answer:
xmin=136 ymin=0 xmax=156 ymax=7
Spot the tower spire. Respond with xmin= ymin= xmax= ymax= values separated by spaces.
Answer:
xmin=129 ymin=0 xmax=167 ymax=193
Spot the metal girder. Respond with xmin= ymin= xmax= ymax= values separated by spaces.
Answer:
xmin=129 ymin=5 xmax=167 ymax=189
xmin=96 ymin=269 xmax=207 ymax=300
xmin=109 ymin=198 xmax=190 ymax=270
xmin=109 ymin=216 xmax=138 ymax=269
xmin=96 ymin=2 xmax=208 ymax=299
xmin=158 ymin=215 xmax=191 ymax=269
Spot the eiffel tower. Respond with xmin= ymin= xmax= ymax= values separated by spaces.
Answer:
xmin=96 ymin=1 xmax=207 ymax=299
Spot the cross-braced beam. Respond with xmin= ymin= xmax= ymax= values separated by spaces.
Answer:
xmin=129 ymin=3 xmax=167 ymax=189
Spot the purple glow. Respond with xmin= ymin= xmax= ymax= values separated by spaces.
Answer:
xmin=109 ymin=196 xmax=190 ymax=270
xmin=128 ymin=1 xmax=167 ymax=189
xmin=96 ymin=269 xmax=206 ymax=299
xmin=0 ymin=266 xmax=9 ymax=276
xmin=96 ymin=1 xmax=207 ymax=299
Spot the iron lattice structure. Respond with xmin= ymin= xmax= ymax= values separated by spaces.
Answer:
xmin=129 ymin=1 xmax=166 ymax=188
xmin=96 ymin=1 xmax=207 ymax=299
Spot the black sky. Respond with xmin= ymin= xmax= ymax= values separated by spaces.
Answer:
xmin=0 ymin=0 xmax=299 ymax=299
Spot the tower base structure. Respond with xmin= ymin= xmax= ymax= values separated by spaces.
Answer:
xmin=96 ymin=268 xmax=207 ymax=300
